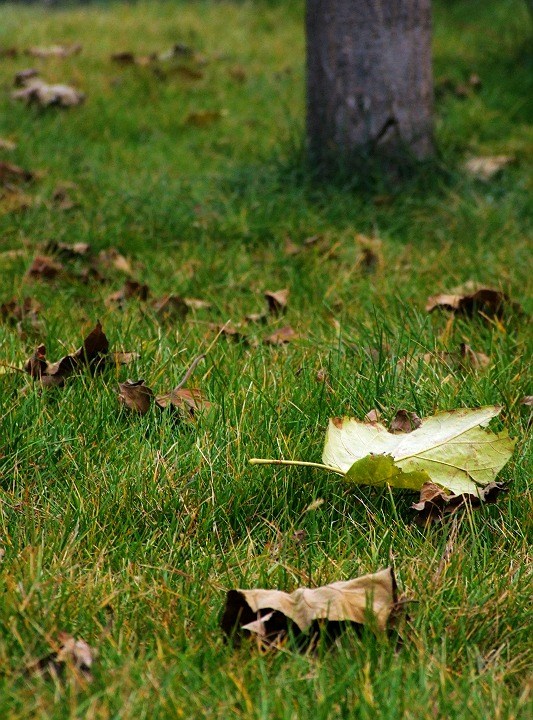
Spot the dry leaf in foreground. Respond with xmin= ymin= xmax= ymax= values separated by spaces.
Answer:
xmin=221 ymin=567 xmax=397 ymax=648
xmin=28 ymin=632 xmax=94 ymax=680
xmin=156 ymin=387 xmax=212 ymax=418
xmin=411 ymin=481 xmax=506 ymax=523
xmin=464 ymin=155 xmax=514 ymax=181
xmin=264 ymin=288 xmax=289 ymax=316
xmin=118 ymin=379 xmax=154 ymax=415
xmin=12 ymin=79 xmax=85 ymax=108
xmin=426 ymin=281 xmax=522 ymax=318
xmin=264 ymin=325 xmax=297 ymax=345
xmin=27 ymin=255 xmax=64 ymax=279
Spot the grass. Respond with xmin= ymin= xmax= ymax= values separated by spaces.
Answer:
xmin=0 ymin=0 xmax=532 ymax=717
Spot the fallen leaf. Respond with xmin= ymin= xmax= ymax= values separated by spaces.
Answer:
xmin=520 ymin=396 xmax=533 ymax=406
xmin=106 ymin=279 xmax=149 ymax=307
xmin=14 ymin=68 xmax=39 ymax=87
xmin=44 ymin=240 xmax=90 ymax=259
xmin=28 ymin=632 xmax=93 ymax=680
xmin=118 ymin=379 xmax=154 ymax=415
xmin=185 ymin=110 xmax=223 ymax=127
xmin=245 ymin=312 xmax=268 ymax=324
xmin=0 ymin=161 xmax=33 ymax=184
xmin=26 ymin=44 xmax=82 ymax=59
xmin=111 ymin=351 xmax=139 ymax=366
xmin=152 ymin=294 xmax=188 ymax=321
xmin=221 ymin=567 xmax=397 ymax=647
xmin=426 ymin=281 xmax=522 ymax=318
xmin=24 ymin=321 xmax=109 ymax=387
xmin=0 ymin=137 xmax=17 ymax=151
xmin=264 ymin=288 xmax=289 ymax=316
xmin=284 ymin=237 xmax=301 ymax=256
xmin=184 ymin=297 xmax=211 ymax=310
xmin=0 ymin=296 xmax=41 ymax=325
xmin=210 ymin=322 xmax=248 ymax=343
xmin=264 ymin=325 xmax=297 ymax=346
xmin=51 ymin=182 xmax=79 ymax=210
xmin=97 ymin=247 xmax=132 ymax=274
xmin=411 ymin=481 xmax=507 ymax=523
xmin=355 ymin=234 xmax=383 ymax=274
xmin=156 ymin=387 xmax=212 ymax=417
xmin=27 ymin=255 xmax=64 ymax=279
xmin=389 ymin=409 xmax=422 ymax=434
xmin=12 ymin=80 xmax=85 ymax=108
xmin=364 ymin=408 xmax=382 ymax=423
xmin=0 ymin=47 xmax=18 ymax=59
xmin=464 ymin=156 xmax=514 ymax=181
xmin=460 ymin=342 xmax=490 ymax=369
xmin=228 ymin=65 xmax=247 ymax=82
xmin=321 ymin=407 xmax=514 ymax=495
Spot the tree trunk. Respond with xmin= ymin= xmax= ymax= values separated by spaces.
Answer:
xmin=306 ymin=0 xmax=434 ymax=163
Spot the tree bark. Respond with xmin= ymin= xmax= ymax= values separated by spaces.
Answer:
xmin=306 ymin=0 xmax=434 ymax=162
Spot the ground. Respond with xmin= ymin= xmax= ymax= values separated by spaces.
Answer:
xmin=0 ymin=1 xmax=532 ymax=718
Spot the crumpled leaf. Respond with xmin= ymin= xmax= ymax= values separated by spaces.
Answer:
xmin=24 ymin=321 xmax=109 ymax=387
xmin=411 ymin=481 xmax=507 ymax=523
xmin=12 ymin=79 xmax=85 ymax=108
xmin=459 ymin=342 xmax=490 ymax=369
xmin=264 ymin=288 xmax=289 ymax=316
xmin=97 ymin=247 xmax=132 ymax=274
xmin=14 ymin=68 xmax=39 ymax=87
xmin=464 ymin=156 xmax=514 ymax=181
xmin=221 ymin=567 xmax=397 ymax=647
xmin=28 ymin=631 xmax=93 ymax=680
xmin=155 ymin=387 xmax=212 ymax=417
xmin=426 ymin=281 xmax=522 ymax=318
xmin=389 ymin=409 xmax=422 ymax=434
xmin=152 ymin=294 xmax=188 ymax=321
xmin=118 ymin=379 xmax=154 ymax=415
xmin=44 ymin=240 xmax=90 ymax=259
xmin=0 ymin=161 xmax=34 ymax=184
xmin=520 ymin=396 xmax=533 ymax=407
xmin=0 ymin=296 xmax=41 ymax=325
xmin=322 ymin=406 xmax=515 ymax=495
xmin=264 ymin=325 xmax=297 ymax=345
xmin=355 ymin=234 xmax=383 ymax=274
xmin=27 ymin=255 xmax=64 ymax=279
xmin=106 ymin=279 xmax=149 ymax=307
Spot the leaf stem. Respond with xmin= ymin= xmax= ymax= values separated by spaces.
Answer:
xmin=249 ymin=458 xmax=345 ymax=476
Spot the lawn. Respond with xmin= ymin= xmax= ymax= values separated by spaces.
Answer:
xmin=0 ymin=0 xmax=532 ymax=717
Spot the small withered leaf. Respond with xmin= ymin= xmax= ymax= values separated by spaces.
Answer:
xmin=112 ymin=351 xmax=139 ymax=366
xmin=75 ymin=319 xmax=109 ymax=366
xmin=118 ymin=379 xmax=154 ymax=415
xmin=520 ymin=396 xmax=533 ymax=407
xmin=460 ymin=343 xmax=490 ymax=370
xmin=264 ymin=288 xmax=289 ymax=316
xmin=27 ymin=255 xmax=64 ymax=279
xmin=106 ymin=280 xmax=149 ymax=307
xmin=28 ymin=631 xmax=93 ymax=681
xmin=152 ymin=294 xmax=188 ymax=320
xmin=13 ymin=68 xmax=39 ymax=87
xmin=389 ymin=409 xmax=422 ymax=434
xmin=24 ymin=344 xmax=47 ymax=378
xmin=44 ymin=240 xmax=90 ymax=259
xmin=364 ymin=408 xmax=382 ymax=423
xmin=98 ymin=248 xmax=132 ymax=274
xmin=12 ymin=80 xmax=85 ymax=108
xmin=183 ymin=297 xmax=211 ymax=311
xmin=355 ymin=234 xmax=383 ymax=274
xmin=155 ymin=387 xmax=211 ymax=417
xmin=221 ymin=567 xmax=398 ymax=649
xmin=0 ymin=296 xmax=41 ymax=324
xmin=0 ymin=161 xmax=34 ymax=184
xmin=264 ymin=325 xmax=297 ymax=346
xmin=426 ymin=281 xmax=522 ymax=318
xmin=0 ymin=137 xmax=17 ymax=151
xmin=411 ymin=481 xmax=507 ymax=523
xmin=464 ymin=155 xmax=514 ymax=181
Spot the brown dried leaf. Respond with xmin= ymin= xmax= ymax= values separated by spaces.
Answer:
xmin=12 ymin=80 xmax=85 ymax=108
xmin=97 ymin=248 xmax=132 ymax=274
xmin=29 ymin=632 xmax=93 ymax=681
xmin=355 ymin=234 xmax=383 ymax=274
xmin=14 ymin=68 xmax=39 ymax=87
xmin=44 ymin=240 xmax=90 ymax=259
xmin=0 ymin=137 xmax=17 ymax=151
xmin=106 ymin=279 xmax=149 ymax=307
xmin=183 ymin=297 xmax=211 ymax=311
xmin=264 ymin=288 xmax=289 ymax=316
xmin=111 ymin=351 xmax=139 ymax=366
xmin=460 ymin=343 xmax=490 ymax=369
xmin=228 ymin=65 xmax=247 ymax=82
xmin=0 ymin=161 xmax=33 ymax=184
xmin=51 ymin=182 xmax=79 ymax=211
xmin=411 ymin=481 xmax=507 ymax=523
xmin=26 ymin=44 xmax=82 ymax=59
xmin=364 ymin=408 xmax=382 ymax=423
xmin=210 ymin=322 xmax=248 ymax=343
xmin=0 ymin=297 xmax=41 ymax=325
xmin=152 ymin=294 xmax=188 ymax=321
xmin=0 ymin=47 xmax=18 ymax=59
xmin=264 ymin=325 xmax=297 ymax=346
xmin=156 ymin=387 xmax=212 ymax=417
xmin=464 ymin=156 xmax=514 ymax=181
xmin=389 ymin=409 xmax=422 ymax=434
xmin=221 ymin=567 xmax=397 ymax=647
xmin=426 ymin=281 xmax=522 ymax=318
xmin=27 ymin=255 xmax=64 ymax=279
xmin=118 ymin=379 xmax=154 ymax=415
xmin=520 ymin=396 xmax=533 ymax=407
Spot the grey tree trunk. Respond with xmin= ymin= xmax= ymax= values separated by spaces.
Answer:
xmin=306 ymin=0 xmax=434 ymax=162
